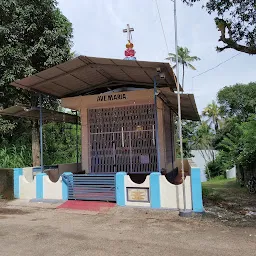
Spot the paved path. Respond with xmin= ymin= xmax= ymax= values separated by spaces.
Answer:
xmin=0 ymin=200 xmax=255 ymax=256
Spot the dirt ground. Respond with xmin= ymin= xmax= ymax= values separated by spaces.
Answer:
xmin=203 ymin=179 xmax=256 ymax=227
xmin=0 ymin=200 xmax=255 ymax=256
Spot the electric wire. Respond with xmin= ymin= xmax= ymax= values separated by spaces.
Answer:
xmin=193 ymin=53 xmax=242 ymax=79
xmin=154 ymin=0 xmax=169 ymax=53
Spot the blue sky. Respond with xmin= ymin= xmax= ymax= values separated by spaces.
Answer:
xmin=58 ymin=0 xmax=256 ymax=113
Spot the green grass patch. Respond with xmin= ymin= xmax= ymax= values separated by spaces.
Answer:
xmin=202 ymin=176 xmax=249 ymax=205
xmin=203 ymin=176 xmax=237 ymax=189
xmin=202 ymin=186 xmax=224 ymax=203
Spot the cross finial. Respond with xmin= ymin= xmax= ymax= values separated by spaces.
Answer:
xmin=123 ymin=24 xmax=134 ymax=42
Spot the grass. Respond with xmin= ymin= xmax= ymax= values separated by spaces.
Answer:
xmin=202 ymin=176 xmax=241 ymax=204
xmin=202 ymin=176 xmax=256 ymax=228
xmin=203 ymin=176 xmax=242 ymax=192
xmin=202 ymin=175 xmax=254 ymax=208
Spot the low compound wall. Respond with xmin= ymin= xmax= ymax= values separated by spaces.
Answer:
xmin=19 ymin=175 xmax=36 ymax=199
xmin=124 ymin=175 xmax=150 ymax=207
xmin=45 ymin=163 xmax=82 ymax=182
xmin=13 ymin=161 xmax=204 ymax=213
xmin=116 ymin=162 xmax=203 ymax=213
xmin=0 ymin=168 xmax=14 ymax=199
xmin=13 ymin=168 xmax=71 ymax=200
xmin=32 ymin=163 xmax=82 ymax=182
xmin=159 ymin=175 xmax=192 ymax=209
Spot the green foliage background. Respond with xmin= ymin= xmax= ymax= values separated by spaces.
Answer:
xmin=0 ymin=123 xmax=81 ymax=168
xmin=181 ymin=82 xmax=256 ymax=179
xmin=0 ymin=0 xmax=78 ymax=168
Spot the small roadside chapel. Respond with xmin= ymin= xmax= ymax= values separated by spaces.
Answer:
xmin=7 ymin=24 xmax=204 ymax=213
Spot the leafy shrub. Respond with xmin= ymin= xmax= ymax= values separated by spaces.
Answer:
xmin=202 ymin=186 xmax=210 ymax=197
xmin=0 ymin=146 xmax=32 ymax=168
xmin=207 ymin=159 xmax=225 ymax=178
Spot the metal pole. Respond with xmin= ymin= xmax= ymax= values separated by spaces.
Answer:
xmin=76 ymin=111 xmax=79 ymax=172
xmin=154 ymin=76 xmax=161 ymax=172
xmin=173 ymin=0 xmax=186 ymax=211
xmin=39 ymin=94 xmax=44 ymax=172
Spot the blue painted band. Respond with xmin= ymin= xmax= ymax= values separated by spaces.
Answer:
xmin=62 ymin=172 xmax=73 ymax=200
xmin=191 ymin=167 xmax=204 ymax=213
xmin=115 ymin=172 xmax=126 ymax=206
xmin=150 ymin=172 xmax=161 ymax=208
xmin=36 ymin=173 xmax=46 ymax=199
xmin=13 ymin=168 xmax=23 ymax=199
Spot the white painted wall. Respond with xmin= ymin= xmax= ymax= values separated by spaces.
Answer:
xmin=159 ymin=176 xmax=192 ymax=210
xmin=191 ymin=150 xmax=236 ymax=181
xmin=43 ymin=175 xmax=62 ymax=200
xmin=19 ymin=175 xmax=36 ymax=199
xmin=191 ymin=150 xmax=217 ymax=182
xmin=226 ymin=168 xmax=236 ymax=179
xmin=124 ymin=175 xmax=150 ymax=207
xmin=22 ymin=167 xmax=33 ymax=182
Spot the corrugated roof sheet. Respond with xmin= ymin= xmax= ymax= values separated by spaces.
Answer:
xmin=10 ymin=56 xmax=179 ymax=98
xmin=159 ymin=88 xmax=200 ymax=121
xmin=0 ymin=105 xmax=78 ymax=124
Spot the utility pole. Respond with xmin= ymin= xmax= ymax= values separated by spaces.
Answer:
xmin=39 ymin=94 xmax=44 ymax=172
xmin=173 ymin=0 xmax=191 ymax=217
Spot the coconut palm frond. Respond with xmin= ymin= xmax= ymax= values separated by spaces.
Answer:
xmin=187 ymin=63 xmax=196 ymax=70
xmin=166 ymin=46 xmax=200 ymax=91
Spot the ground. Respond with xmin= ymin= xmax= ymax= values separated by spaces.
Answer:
xmin=0 ymin=199 xmax=255 ymax=256
xmin=202 ymin=177 xmax=256 ymax=227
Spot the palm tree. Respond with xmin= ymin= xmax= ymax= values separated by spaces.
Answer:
xmin=166 ymin=46 xmax=200 ymax=91
xmin=202 ymin=101 xmax=222 ymax=132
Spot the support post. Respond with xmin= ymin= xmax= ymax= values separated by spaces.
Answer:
xmin=36 ymin=173 xmax=46 ymax=199
xmin=191 ymin=167 xmax=204 ymax=213
xmin=154 ymin=77 xmax=161 ymax=172
xmin=150 ymin=172 xmax=161 ymax=208
xmin=62 ymin=172 xmax=73 ymax=200
xmin=13 ymin=168 xmax=23 ymax=199
xmin=39 ymin=94 xmax=44 ymax=172
xmin=115 ymin=172 xmax=126 ymax=206
xmin=76 ymin=111 xmax=79 ymax=172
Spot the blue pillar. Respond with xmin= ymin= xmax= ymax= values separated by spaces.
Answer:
xmin=191 ymin=167 xmax=204 ymax=213
xmin=62 ymin=172 xmax=73 ymax=200
xmin=36 ymin=173 xmax=46 ymax=199
xmin=115 ymin=172 xmax=126 ymax=206
xmin=13 ymin=168 xmax=23 ymax=199
xmin=150 ymin=172 xmax=161 ymax=208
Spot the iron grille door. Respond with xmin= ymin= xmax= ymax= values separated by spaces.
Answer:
xmin=63 ymin=174 xmax=116 ymax=201
xmin=89 ymin=104 xmax=157 ymax=173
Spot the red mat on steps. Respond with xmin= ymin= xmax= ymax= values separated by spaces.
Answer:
xmin=57 ymin=201 xmax=116 ymax=212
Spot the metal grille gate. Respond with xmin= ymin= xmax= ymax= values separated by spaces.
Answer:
xmin=63 ymin=174 xmax=116 ymax=201
xmin=89 ymin=104 xmax=157 ymax=173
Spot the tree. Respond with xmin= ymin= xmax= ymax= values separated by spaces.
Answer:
xmin=217 ymin=83 xmax=256 ymax=121
xmin=215 ymin=115 xmax=256 ymax=171
xmin=183 ymin=0 xmax=256 ymax=54
xmin=202 ymin=100 xmax=222 ymax=132
xmin=0 ymin=0 xmax=73 ymax=166
xmin=177 ymin=120 xmax=199 ymax=158
xmin=214 ymin=82 xmax=256 ymax=183
xmin=166 ymin=46 xmax=200 ymax=90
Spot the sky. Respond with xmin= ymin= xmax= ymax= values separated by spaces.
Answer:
xmin=58 ymin=0 xmax=256 ymax=113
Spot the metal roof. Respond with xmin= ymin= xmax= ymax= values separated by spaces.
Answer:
xmin=10 ymin=56 xmax=180 ymax=98
xmin=159 ymin=88 xmax=200 ymax=121
xmin=0 ymin=105 xmax=79 ymax=124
